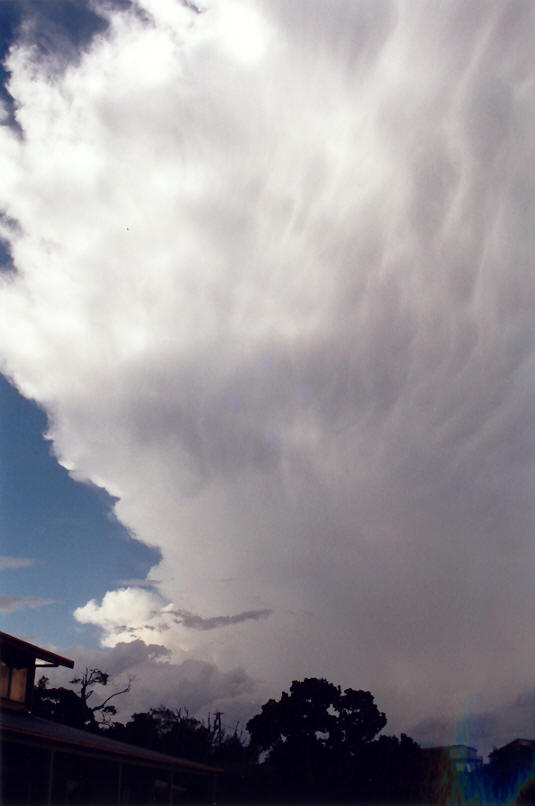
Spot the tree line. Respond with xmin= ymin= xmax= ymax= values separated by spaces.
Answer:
xmin=33 ymin=672 xmax=535 ymax=803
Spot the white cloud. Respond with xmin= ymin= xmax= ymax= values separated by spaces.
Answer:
xmin=0 ymin=0 xmax=533 ymax=744
xmin=74 ymin=588 xmax=164 ymax=647
xmin=73 ymin=587 xmax=273 ymax=648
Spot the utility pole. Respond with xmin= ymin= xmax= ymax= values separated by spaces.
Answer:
xmin=213 ymin=711 xmax=224 ymax=745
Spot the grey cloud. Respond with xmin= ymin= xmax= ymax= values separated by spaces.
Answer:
xmin=0 ymin=213 xmax=20 ymax=275
xmin=0 ymin=555 xmax=34 ymax=570
xmin=85 ymin=640 xmax=172 ymax=673
xmin=112 ymin=622 xmax=169 ymax=634
xmin=261 ymin=0 xmax=397 ymax=73
xmin=45 ymin=640 xmax=259 ymax=722
xmin=0 ymin=238 xmax=16 ymax=275
xmin=0 ymin=594 xmax=54 ymax=612
xmin=115 ymin=578 xmax=161 ymax=588
xmin=171 ymin=608 xmax=273 ymax=631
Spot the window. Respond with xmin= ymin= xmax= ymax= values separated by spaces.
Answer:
xmin=0 ymin=661 xmax=9 ymax=698
xmin=10 ymin=667 xmax=28 ymax=702
xmin=0 ymin=660 xmax=28 ymax=703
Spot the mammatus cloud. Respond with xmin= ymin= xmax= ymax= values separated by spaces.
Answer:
xmin=0 ymin=594 xmax=54 ymax=613
xmin=0 ymin=0 xmax=534 ymax=747
xmin=0 ymin=555 xmax=35 ymax=570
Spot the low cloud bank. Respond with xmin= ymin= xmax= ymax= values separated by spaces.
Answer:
xmin=41 ymin=639 xmax=261 ymax=730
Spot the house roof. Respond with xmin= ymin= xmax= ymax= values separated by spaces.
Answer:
xmin=0 ymin=709 xmax=222 ymax=774
xmin=0 ymin=631 xmax=74 ymax=668
xmin=424 ymin=744 xmax=479 ymax=753
xmin=494 ymin=738 xmax=535 ymax=753
xmin=508 ymin=739 xmax=535 ymax=747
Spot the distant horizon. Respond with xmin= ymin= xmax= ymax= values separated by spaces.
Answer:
xmin=6 ymin=612 xmax=531 ymax=762
xmin=5 ymin=625 xmax=529 ymax=762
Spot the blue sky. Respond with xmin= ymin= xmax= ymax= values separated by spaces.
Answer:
xmin=0 ymin=372 xmax=159 ymax=646
xmin=0 ymin=0 xmax=533 ymax=754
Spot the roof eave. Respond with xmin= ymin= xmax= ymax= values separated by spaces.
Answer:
xmin=0 ymin=631 xmax=74 ymax=668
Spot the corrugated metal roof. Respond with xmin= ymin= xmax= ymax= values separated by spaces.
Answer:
xmin=0 ymin=709 xmax=222 ymax=774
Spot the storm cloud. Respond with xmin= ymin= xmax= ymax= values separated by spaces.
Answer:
xmin=41 ymin=638 xmax=259 ymax=728
xmin=0 ymin=0 xmax=533 ymax=745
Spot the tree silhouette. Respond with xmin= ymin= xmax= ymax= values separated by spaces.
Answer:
xmin=247 ymin=677 xmax=387 ymax=796
xmin=33 ymin=668 xmax=131 ymax=730
xmin=33 ymin=676 xmax=95 ymax=729
xmin=107 ymin=705 xmax=251 ymax=770
xmin=70 ymin=667 xmax=132 ymax=724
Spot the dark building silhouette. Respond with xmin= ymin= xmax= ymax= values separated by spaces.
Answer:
xmin=436 ymin=744 xmax=483 ymax=774
xmin=488 ymin=738 xmax=535 ymax=803
xmin=0 ymin=631 xmax=221 ymax=804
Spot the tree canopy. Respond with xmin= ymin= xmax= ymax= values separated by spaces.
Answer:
xmin=247 ymin=677 xmax=386 ymax=756
xmin=33 ymin=667 xmax=130 ymax=730
xmin=246 ymin=677 xmax=387 ymax=795
xmin=33 ymin=670 xmax=521 ymax=803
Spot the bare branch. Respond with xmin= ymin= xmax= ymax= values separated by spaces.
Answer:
xmin=91 ymin=678 xmax=132 ymax=714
